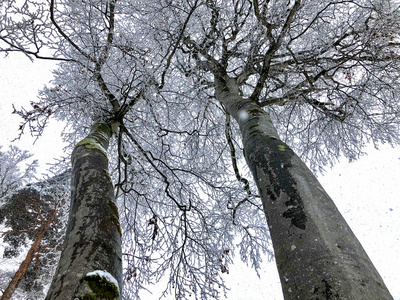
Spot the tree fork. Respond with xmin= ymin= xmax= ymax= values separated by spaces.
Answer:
xmin=215 ymin=77 xmax=393 ymax=300
xmin=46 ymin=121 xmax=122 ymax=300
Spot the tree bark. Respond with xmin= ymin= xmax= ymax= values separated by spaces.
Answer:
xmin=45 ymin=121 xmax=122 ymax=300
xmin=215 ymin=76 xmax=393 ymax=300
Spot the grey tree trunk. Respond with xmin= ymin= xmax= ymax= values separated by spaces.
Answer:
xmin=215 ymin=76 xmax=393 ymax=300
xmin=46 ymin=121 xmax=122 ymax=300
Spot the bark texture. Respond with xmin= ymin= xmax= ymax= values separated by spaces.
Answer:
xmin=215 ymin=76 xmax=393 ymax=300
xmin=46 ymin=121 xmax=122 ymax=300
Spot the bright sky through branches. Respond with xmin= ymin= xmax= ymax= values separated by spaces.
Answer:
xmin=0 ymin=55 xmax=399 ymax=299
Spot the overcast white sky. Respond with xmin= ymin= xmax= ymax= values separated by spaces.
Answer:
xmin=1 ymin=54 xmax=399 ymax=299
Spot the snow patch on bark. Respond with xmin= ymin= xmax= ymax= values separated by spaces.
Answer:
xmin=85 ymin=270 xmax=119 ymax=293
xmin=238 ymin=110 xmax=249 ymax=122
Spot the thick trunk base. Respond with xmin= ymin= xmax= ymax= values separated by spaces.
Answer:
xmin=215 ymin=77 xmax=393 ymax=299
xmin=46 ymin=122 xmax=122 ymax=300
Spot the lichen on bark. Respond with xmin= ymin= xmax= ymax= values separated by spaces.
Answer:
xmin=108 ymin=201 xmax=122 ymax=236
xmin=46 ymin=120 xmax=122 ymax=300
xmin=214 ymin=76 xmax=393 ymax=299
xmin=73 ymin=121 xmax=113 ymax=160
xmin=79 ymin=272 xmax=120 ymax=300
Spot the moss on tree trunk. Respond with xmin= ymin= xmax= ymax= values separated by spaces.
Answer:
xmin=215 ymin=76 xmax=393 ymax=300
xmin=46 ymin=121 xmax=122 ymax=300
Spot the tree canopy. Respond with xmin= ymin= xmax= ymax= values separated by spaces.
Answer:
xmin=0 ymin=146 xmax=37 ymax=198
xmin=1 ymin=0 xmax=399 ymax=299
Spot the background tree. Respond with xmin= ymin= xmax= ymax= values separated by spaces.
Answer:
xmin=0 ymin=145 xmax=38 ymax=298
xmin=0 ymin=164 xmax=69 ymax=299
xmin=0 ymin=146 xmax=37 ymax=198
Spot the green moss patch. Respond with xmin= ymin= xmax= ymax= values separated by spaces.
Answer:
xmin=277 ymin=144 xmax=286 ymax=151
xmin=76 ymin=137 xmax=108 ymax=157
xmin=108 ymin=201 xmax=122 ymax=236
xmin=110 ymin=215 xmax=122 ymax=237
xmin=81 ymin=273 xmax=119 ymax=300
xmin=108 ymin=201 xmax=119 ymax=219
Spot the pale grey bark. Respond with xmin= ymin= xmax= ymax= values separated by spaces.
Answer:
xmin=215 ymin=76 xmax=393 ymax=300
xmin=46 ymin=121 xmax=122 ymax=300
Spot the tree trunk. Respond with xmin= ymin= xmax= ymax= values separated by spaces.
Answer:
xmin=46 ymin=121 xmax=122 ymax=300
xmin=215 ymin=76 xmax=393 ymax=300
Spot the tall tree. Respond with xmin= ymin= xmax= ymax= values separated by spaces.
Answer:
xmin=2 ymin=0 xmax=400 ymax=299
xmin=1 ymin=1 xmax=135 ymax=298
xmin=134 ymin=0 xmax=400 ymax=298
xmin=1 ymin=1 xmax=256 ymax=298
xmin=45 ymin=121 xmax=123 ymax=299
